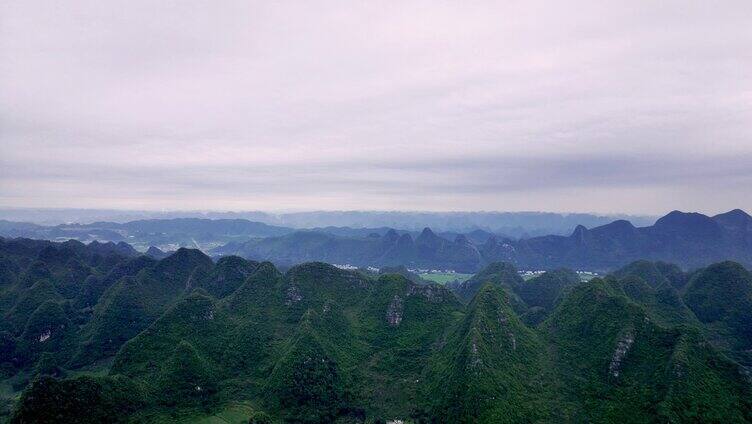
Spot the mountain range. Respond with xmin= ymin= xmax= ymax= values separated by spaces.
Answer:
xmin=1 ymin=236 xmax=751 ymax=422
xmin=483 ymin=209 xmax=752 ymax=270
xmin=0 ymin=218 xmax=293 ymax=252
xmin=0 ymin=209 xmax=655 ymax=237
xmin=214 ymin=227 xmax=485 ymax=272
xmin=2 ymin=209 xmax=752 ymax=273
xmin=217 ymin=209 xmax=752 ymax=272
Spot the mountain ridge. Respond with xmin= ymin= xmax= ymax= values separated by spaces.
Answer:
xmin=4 ymin=209 xmax=752 ymax=272
xmin=2 ymin=236 xmax=752 ymax=422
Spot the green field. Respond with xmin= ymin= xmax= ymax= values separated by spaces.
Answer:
xmin=138 ymin=401 xmax=262 ymax=423
xmin=420 ymin=272 xmax=473 ymax=284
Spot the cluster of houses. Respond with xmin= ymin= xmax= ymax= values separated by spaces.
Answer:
xmin=408 ymin=268 xmax=457 ymax=274
xmin=331 ymin=263 xmax=599 ymax=280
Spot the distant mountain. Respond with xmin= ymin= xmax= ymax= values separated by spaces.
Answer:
xmin=241 ymin=210 xmax=658 ymax=237
xmin=214 ymin=209 xmax=752 ymax=273
xmin=4 ymin=209 xmax=752 ymax=273
xmin=0 ymin=208 xmax=656 ymax=236
xmin=213 ymin=227 xmax=484 ymax=272
xmin=0 ymin=218 xmax=295 ymax=252
xmin=481 ymin=209 xmax=752 ymax=271
xmin=144 ymin=246 xmax=169 ymax=260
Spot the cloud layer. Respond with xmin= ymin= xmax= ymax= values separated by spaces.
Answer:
xmin=1 ymin=0 xmax=751 ymax=214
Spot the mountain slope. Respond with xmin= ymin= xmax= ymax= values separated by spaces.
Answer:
xmin=422 ymin=284 xmax=552 ymax=422
xmin=544 ymin=278 xmax=752 ymax=422
xmin=451 ymin=262 xmax=524 ymax=304
xmin=683 ymin=261 xmax=752 ymax=365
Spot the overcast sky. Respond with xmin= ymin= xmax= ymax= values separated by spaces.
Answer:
xmin=1 ymin=1 xmax=751 ymax=215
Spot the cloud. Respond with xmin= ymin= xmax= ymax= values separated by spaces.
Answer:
xmin=1 ymin=0 xmax=751 ymax=214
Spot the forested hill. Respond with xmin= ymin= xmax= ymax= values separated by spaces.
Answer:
xmin=1 ymin=236 xmax=751 ymax=422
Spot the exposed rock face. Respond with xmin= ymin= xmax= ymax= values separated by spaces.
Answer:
xmin=184 ymin=267 xmax=205 ymax=291
xmin=285 ymin=285 xmax=302 ymax=305
xmin=497 ymin=309 xmax=516 ymax=350
xmin=498 ymin=310 xmax=508 ymax=325
xmin=386 ymin=295 xmax=404 ymax=326
xmin=469 ymin=335 xmax=482 ymax=369
xmin=508 ymin=332 xmax=517 ymax=351
xmin=408 ymin=283 xmax=449 ymax=303
xmin=609 ymin=331 xmax=635 ymax=378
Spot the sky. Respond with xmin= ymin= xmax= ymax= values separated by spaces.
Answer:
xmin=1 ymin=1 xmax=751 ymax=215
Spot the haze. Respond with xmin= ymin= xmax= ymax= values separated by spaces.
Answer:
xmin=1 ymin=1 xmax=751 ymax=214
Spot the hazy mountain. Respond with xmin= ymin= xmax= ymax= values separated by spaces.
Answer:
xmin=213 ymin=227 xmax=484 ymax=272
xmin=0 ymin=218 xmax=295 ymax=252
xmin=0 ymin=209 xmax=655 ymax=236
xmin=143 ymin=246 xmax=169 ymax=260
xmin=248 ymin=210 xmax=657 ymax=236
xmin=212 ymin=209 xmax=752 ymax=273
xmin=482 ymin=209 xmax=752 ymax=271
xmin=5 ymin=209 xmax=749 ymax=273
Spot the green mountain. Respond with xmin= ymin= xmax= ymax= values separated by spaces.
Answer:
xmin=450 ymin=263 xmax=581 ymax=325
xmin=544 ymin=278 xmax=751 ymax=422
xmin=421 ymin=284 xmax=552 ymax=422
xmin=265 ymin=308 xmax=352 ymax=423
xmin=2 ymin=236 xmax=752 ymax=423
xmin=451 ymin=262 xmax=524 ymax=304
xmin=10 ymin=375 xmax=146 ymax=423
xmin=611 ymin=259 xmax=688 ymax=289
xmin=683 ymin=261 xmax=752 ymax=365
xmin=106 ymin=259 xmax=462 ymax=421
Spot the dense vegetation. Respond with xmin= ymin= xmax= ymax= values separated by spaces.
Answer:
xmin=1 ymin=236 xmax=751 ymax=423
